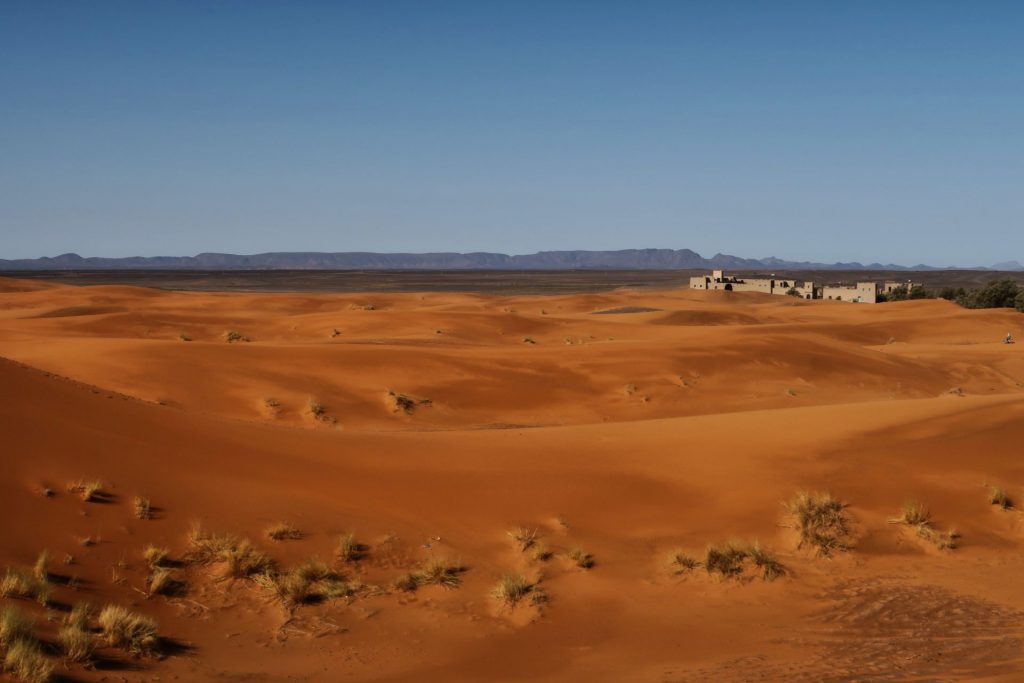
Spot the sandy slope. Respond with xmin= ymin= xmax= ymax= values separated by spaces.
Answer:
xmin=1 ymin=277 xmax=1024 ymax=681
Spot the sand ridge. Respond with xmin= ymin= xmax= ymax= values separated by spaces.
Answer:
xmin=2 ymin=276 xmax=1024 ymax=681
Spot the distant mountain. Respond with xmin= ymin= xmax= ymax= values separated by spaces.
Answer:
xmin=0 ymin=249 xmax=1016 ymax=271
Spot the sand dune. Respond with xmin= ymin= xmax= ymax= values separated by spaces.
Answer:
xmin=2 ymin=277 xmax=1024 ymax=681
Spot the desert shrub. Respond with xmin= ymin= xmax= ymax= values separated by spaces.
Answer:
xmin=223 ymin=330 xmax=249 ymax=343
xmin=142 ymin=545 xmax=170 ymax=569
xmin=668 ymin=550 xmax=702 ymax=574
xmin=937 ymin=286 xmax=964 ymax=301
xmin=335 ymin=533 xmax=364 ymax=563
xmin=3 ymin=637 xmax=53 ymax=683
xmin=97 ymin=605 xmax=158 ymax=656
xmin=989 ymin=486 xmax=1012 ymax=510
xmin=265 ymin=522 xmax=302 ymax=541
xmin=885 ymin=285 xmax=931 ymax=301
xmin=492 ymin=574 xmax=533 ymax=606
xmin=507 ymin=527 xmax=539 ymax=551
xmin=133 ymin=496 xmax=152 ymax=520
xmin=178 ymin=333 xmax=192 ymax=342
xmin=1017 ymin=290 xmax=1024 ymax=313
xmin=787 ymin=491 xmax=851 ymax=556
xmin=307 ymin=399 xmax=327 ymax=420
xmin=568 ymin=547 xmax=595 ymax=569
xmin=388 ymin=390 xmax=417 ymax=414
xmin=67 ymin=480 xmax=103 ymax=502
xmin=0 ymin=607 xmax=34 ymax=647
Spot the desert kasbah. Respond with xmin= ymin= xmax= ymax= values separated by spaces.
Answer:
xmin=689 ymin=270 xmax=919 ymax=303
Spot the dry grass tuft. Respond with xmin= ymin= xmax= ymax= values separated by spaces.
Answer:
xmin=97 ymin=605 xmax=158 ymax=656
xmin=58 ymin=604 xmax=94 ymax=663
xmin=392 ymin=572 xmax=420 ymax=592
xmin=703 ymin=540 xmax=783 ymax=581
xmin=787 ymin=491 xmax=851 ymax=556
xmin=668 ymin=549 xmax=702 ymax=575
xmin=133 ymin=496 xmax=153 ymax=520
xmin=704 ymin=541 xmax=749 ymax=578
xmin=142 ymin=545 xmax=170 ymax=569
xmin=935 ymin=528 xmax=961 ymax=550
xmin=894 ymin=500 xmax=931 ymax=526
xmin=67 ymin=480 xmax=103 ymax=502
xmin=0 ymin=569 xmax=51 ymax=605
xmin=147 ymin=568 xmax=180 ymax=596
xmin=390 ymin=558 xmax=464 ymax=593
xmin=265 ymin=522 xmax=302 ymax=541
xmin=220 ymin=540 xmax=274 ymax=579
xmin=415 ymin=557 xmax=463 ymax=589
xmin=989 ymin=486 xmax=1012 ymax=510
xmin=186 ymin=525 xmax=274 ymax=578
xmin=335 ymin=533 xmax=365 ymax=563
xmin=568 ymin=547 xmax=595 ymax=569
xmin=507 ymin=526 xmax=539 ymax=551
xmin=748 ymin=542 xmax=786 ymax=581
xmin=260 ymin=558 xmax=353 ymax=607
xmin=32 ymin=551 xmax=48 ymax=582
xmin=531 ymin=543 xmax=553 ymax=561
xmin=0 ymin=607 xmax=34 ymax=647
xmin=890 ymin=501 xmax=960 ymax=549
xmin=3 ymin=637 xmax=53 ymax=683
xmin=223 ymin=330 xmax=249 ymax=343
xmin=492 ymin=574 xmax=534 ymax=606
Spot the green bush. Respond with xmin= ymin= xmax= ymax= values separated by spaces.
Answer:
xmin=956 ymin=279 xmax=1021 ymax=309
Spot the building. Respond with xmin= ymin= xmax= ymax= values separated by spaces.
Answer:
xmin=689 ymin=270 xmax=816 ymax=300
xmin=689 ymin=271 xmax=916 ymax=304
xmin=883 ymin=280 xmax=918 ymax=295
xmin=821 ymin=282 xmax=881 ymax=303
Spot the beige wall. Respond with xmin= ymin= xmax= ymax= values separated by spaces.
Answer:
xmin=822 ymin=282 xmax=879 ymax=303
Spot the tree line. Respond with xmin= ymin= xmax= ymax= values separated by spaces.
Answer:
xmin=879 ymin=279 xmax=1024 ymax=312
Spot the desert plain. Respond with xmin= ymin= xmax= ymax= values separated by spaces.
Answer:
xmin=2 ymin=274 xmax=1024 ymax=682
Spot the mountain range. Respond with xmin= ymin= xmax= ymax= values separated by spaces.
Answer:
xmin=0 ymin=250 xmax=1021 ymax=271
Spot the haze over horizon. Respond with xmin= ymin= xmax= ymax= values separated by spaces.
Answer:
xmin=3 ymin=1 xmax=1022 ymax=264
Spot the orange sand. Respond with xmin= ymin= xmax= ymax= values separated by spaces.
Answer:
xmin=2 ymin=277 xmax=1024 ymax=681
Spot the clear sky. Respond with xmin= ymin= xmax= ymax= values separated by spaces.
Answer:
xmin=2 ymin=1 xmax=1021 ymax=265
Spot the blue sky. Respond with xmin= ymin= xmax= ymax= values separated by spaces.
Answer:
xmin=2 ymin=1 xmax=1021 ymax=265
